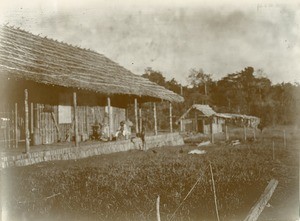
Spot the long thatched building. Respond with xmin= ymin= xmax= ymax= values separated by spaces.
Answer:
xmin=0 ymin=25 xmax=183 ymax=151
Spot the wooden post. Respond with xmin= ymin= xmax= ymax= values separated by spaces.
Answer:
xmin=225 ymin=124 xmax=229 ymax=141
xmin=272 ymin=141 xmax=275 ymax=160
xmin=169 ymin=102 xmax=173 ymax=133
xmin=283 ymin=130 xmax=286 ymax=148
xmin=24 ymin=89 xmax=30 ymax=153
xmin=153 ymin=102 xmax=158 ymax=135
xmin=45 ymin=112 xmax=49 ymax=144
xmin=81 ymin=108 xmax=84 ymax=136
xmin=8 ymin=113 xmax=11 ymax=148
xmin=156 ymin=195 xmax=161 ymax=221
xmin=30 ymin=102 xmax=34 ymax=134
xmin=139 ymin=103 xmax=142 ymax=132
xmin=51 ymin=112 xmax=61 ymax=141
xmin=244 ymin=179 xmax=278 ymax=221
xmin=180 ymin=119 xmax=183 ymax=132
xmin=253 ymin=127 xmax=256 ymax=141
xmin=134 ymin=98 xmax=139 ymax=134
xmin=209 ymin=162 xmax=220 ymax=221
xmin=107 ymin=97 xmax=111 ymax=140
xmin=194 ymin=111 xmax=198 ymax=132
xmin=126 ymin=104 xmax=129 ymax=120
xmin=14 ymin=103 xmax=18 ymax=148
xmin=73 ymin=92 xmax=79 ymax=147
xmin=210 ymin=118 xmax=214 ymax=144
xmin=85 ymin=106 xmax=89 ymax=135
xmin=244 ymin=125 xmax=247 ymax=141
xmin=37 ymin=103 xmax=40 ymax=133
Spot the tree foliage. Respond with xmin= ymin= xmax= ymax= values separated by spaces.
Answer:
xmin=142 ymin=67 xmax=300 ymax=128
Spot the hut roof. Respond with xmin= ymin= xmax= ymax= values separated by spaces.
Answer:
xmin=0 ymin=26 xmax=183 ymax=103
xmin=177 ymin=104 xmax=217 ymax=122
xmin=192 ymin=104 xmax=216 ymax=116
xmin=216 ymin=113 xmax=260 ymax=121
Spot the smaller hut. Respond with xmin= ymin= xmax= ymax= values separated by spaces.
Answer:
xmin=177 ymin=104 xmax=224 ymax=134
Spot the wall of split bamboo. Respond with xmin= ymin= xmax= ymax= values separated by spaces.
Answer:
xmin=34 ymin=104 xmax=126 ymax=144
xmin=0 ymin=103 xmax=126 ymax=148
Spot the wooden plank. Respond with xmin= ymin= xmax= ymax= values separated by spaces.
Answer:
xmin=153 ymin=102 xmax=158 ymax=135
xmin=14 ymin=103 xmax=18 ymax=148
xmin=244 ymin=179 xmax=278 ymax=221
xmin=73 ymin=92 xmax=79 ymax=147
xmin=24 ymin=89 xmax=30 ymax=152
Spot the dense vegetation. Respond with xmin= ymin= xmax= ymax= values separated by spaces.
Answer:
xmin=140 ymin=67 xmax=300 ymax=130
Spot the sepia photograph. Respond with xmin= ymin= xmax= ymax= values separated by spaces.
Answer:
xmin=0 ymin=0 xmax=299 ymax=220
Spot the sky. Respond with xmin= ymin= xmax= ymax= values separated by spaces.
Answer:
xmin=0 ymin=0 xmax=299 ymax=85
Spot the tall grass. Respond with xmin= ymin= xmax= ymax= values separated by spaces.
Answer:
xmin=1 ymin=133 xmax=299 ymax=221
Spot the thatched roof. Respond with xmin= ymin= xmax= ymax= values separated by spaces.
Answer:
xmin=0 ymin=26 xmax=183 ymax=103
xmin=177 ymin=104 xmax=216 ymax=122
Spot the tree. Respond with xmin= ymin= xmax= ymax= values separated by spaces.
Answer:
xmin=142 ymin=67 xmax=166 ymax=87
xmin=187 ymin=69 xmax=212 ymax=104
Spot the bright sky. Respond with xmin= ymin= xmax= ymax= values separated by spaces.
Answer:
xmin=1 ymin=0 xmax=299 ymax=85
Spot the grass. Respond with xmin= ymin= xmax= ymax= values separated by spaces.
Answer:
xmin=1 ymin=127 xmax=299 ymax=221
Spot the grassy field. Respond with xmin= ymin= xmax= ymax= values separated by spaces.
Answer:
xmin=1 ymin=127 xmax=299 ymax=221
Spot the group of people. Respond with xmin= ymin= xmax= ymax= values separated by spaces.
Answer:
xmin=91 ymin=117 xmax=146 ymax=149
xmin=90 ymin=118 xmax=133 ymax=141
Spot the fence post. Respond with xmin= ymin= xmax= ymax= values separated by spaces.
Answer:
xmin=283 ymin=130 xmax=286 ymax=148
xmin=225 ymin=124 xmax=229 ymax=141
xmin=244 ymin=125 xmax=247 ymax=141
xmin=180 ymin=119 xmax=184 ymax=132
xmin=272 ymin=141 xmax=275 ymax=160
